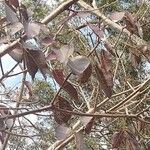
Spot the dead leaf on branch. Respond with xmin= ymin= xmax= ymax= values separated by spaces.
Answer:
xmin=25 ymin=22 xmax=49 ymax=38
xmin=80 ymin=109 xmax=95 ymax=134
xmin=88 ymin=23 xmax=105 ymax=40
xmin=6 ymin=0 xmax=19 ymax=9
xmin=124 ymin=12 xmax=143 ymax=38
xmin=25 ymin=49 xmax=49 ymax=80
xmin=67 ymin=56 xmax=90 ymax=75
xmin=95 ymin=50 xmax=113 ymax=98
xmin=53 ymin=96 xmax=73 ymax=124
xmin=24 ymin=80 xmax=33 ymax=97
xmin=53 ymin=44 xmax=74 ymax=64
xmin=8 ymin=44 xmax=23 ymax=62
xmin=75 ymin=131 xmax=88 ymax=150
xmin=79 ymin=63 xmax=92 ymax=84
xmin=126 ymin=130 xmax=141 ymax=150
xmin=95 ymin=63 xmax=113 ymax=98
xmin=109 ymin=11 xmax=125 ymax=22
xmin=104 ymin=41 xmax=116 ymax=57
xmin=4 ymin=2 xmax=18 ymax=24
xmin=112 ymin=130 xmax=125 ymax=148
xmin=55 ymin=123 xmax=71 ymax=140
xmin=52 ymin=69 xmax=78 ymax=100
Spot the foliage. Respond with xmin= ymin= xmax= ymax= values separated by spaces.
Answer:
xmin=0 ymin=0 xmax=150 ymax=149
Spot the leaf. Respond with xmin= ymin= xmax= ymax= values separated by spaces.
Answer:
xmin=46 ymin=50 xmax=57 ymax=61
xmin=130 ymin=53 xmax=141 ymax=68
xmin=124 ymin=12 xmax=143 ymax=37
xmin=75 ymin=131 xmax=88 ymax=150
xmin=112 ymin=130 xmax=125 ymax=148
xmin=53 ymin=96 xmax=73 ymax=124
xmin=100 ymin=50 xmax=113 ymax=96
xmin=77 ymin=11 xmax=91 ymax=18
xmin=4 ymin=3 xmax=18 ymax=24
xmin=23 ymin=81 xmax=33 ymax=96
xmin=52 ymin=69 xmax=65 ymax=85
xmin=104 ymin=41 xmax=116 ymax=57
xmin=88 ymin=23 xmax=104 ymax=40
xmin=79 ymin=63 xmax=92 ymax=83
xmin=19 ymin=4 xmax=29 ymax=22
xmin=84 ymin=117 xmax=95 ymax=134
xmin=0 ymin=132 xmax=5 ymax=144
xmin=41 ymin=36 xmax=56 ymax=46
xmin=55 ymin=123 xmax=70 ymax=140
xmin=95 ymin=64 xmax=112 ymax=98
xmin=8 ymin=0 xmax=19 ymax=8
xmin=0 ymin=103 xmax=13 ymax=129
xmin=126 ymin=131 xmax=141 ymax=150
xmin=81 ymin=109 xmax=94 ymax=134
xmin=109 ymin=11 xmax=125 ymax=22
xmin=6 ymin=22 xmax=23 ymax=35
xmin=138 ymin=44 xmax=150 ymax=60
xmin=52 ymin=69 xmax=78 ymax=100
xmin=25 ymin=50 xmax=48 ymax=79
xmin=67 ymin=56 xmax=90 ymax=75
xmin=8 ymin=44 xmax=23 ymax=62
xmin=25 ymin=22 xmax=49 ymax=38
xmin=0 ymin=17 xmax=6 ymax=27
xmin=58 ymin=12 xmax=77 ymax=27
xmin=53 ymin=44 xmax=74 ymax=65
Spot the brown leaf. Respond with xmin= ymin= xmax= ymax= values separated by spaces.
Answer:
xmin=46 ymin=50 xmax=57 ymax=61
xmin=0 ymin=103 xmax=13 ymax=129
xmin=67 ymin=56 xmax=90 ymax=75
xmin=6 ymin=22 xmax=23 ymax=35
xmin=79 ymin=63 xmax=92 ymax=83
xmin=52 ymin=69 xmax=78 ymax=100
xmin=109 ymin=11 xmax=125 ymax=22
xmin=130 ymin=53 xmax=141 ymax=68
xmin=8 ymin=0 xmax=19 ymax=8
xmin=53 ymin=43 xmax=74 ymax=65
xmin=25 ymin=50 xmax=48 ymax=79
xmin=81 ymin=109 xmax=94 ymax=134
xmin=53 ymin=96 xmax=73 ymax=124
xmin=84 ymin=117 xmax=95 ymax=134
xmin=95 ymin=63 xmax=113 ymax=98
xmin=104 ymin=42 xmax=116 ymax=57
xmin=126 ymin=131 xmax=141 ymax=150
xmin=124 ymin=12 xmax=142 ymax=37
xmin=112 ymin=130 xmax=125 ymax=148
xmin=41 ymin=36 xmax=56 ymax=46
xmin=88 ymin=23 xmax=104 ymax=40
xmin=0 ymin=17 xmax=6 ymax=27
xmin=25 ymin=22 xmax=49 ymax=38
xmin=8 ymin=44 xmax=23 ymax=62
xmin=55 ymin=123 xmax=70 ymax=140
xmin=24 ymin=81 xmax=33 ymax=96
xmin=138 ymin=44 xmax=150 ymax=60
xmin=4 ymin=3 xmax=18 ymax=24
xmin=19 ymin=4 xmax=29 ymax=22
xmin=75 ymin=131 xmax=88 ymax=150
xmin=52 ymin=69 xmax=65 ymax=85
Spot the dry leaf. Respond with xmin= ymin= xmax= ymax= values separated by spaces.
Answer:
xmin=67 ymin=56 xmax=90 ymax=75
xmin=53 ymin=96 xmax=73 ymax=124
xmin=52 ymin=69 xmax=79 ymax=100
